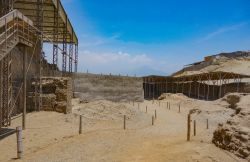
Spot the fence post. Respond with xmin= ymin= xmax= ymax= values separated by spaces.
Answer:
xmin=16 ymin=126 xmax=23 ymax=159
xmin=194 ymin=120 xmax=196 ymax=136
xmin=79 ymin=115 xmax=82 ymax=134
xmin=187 ymin=114 xmax=191 ymax=141
xmin=124 ymin=115 xmax=126 ymax=130
xmin=206 ymin=119 xmax=209 ymax=129
xmin=152 ymin=116 xmax=154 ymax=125
xmin=179 ymin=104 xmax=181 ymax=113
xmin=155 ymin=109 xmax=157 ymax=119
xmin=146 ymin=106 xmax=147 ymax=113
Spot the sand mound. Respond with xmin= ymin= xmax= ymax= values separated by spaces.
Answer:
xmin=213 ymin=93 xmax=250 ymax=160
xmin=73 ymin=100 xmax=137 ymax=121
xmin=158 ymin=93 xmax=189 ymax=100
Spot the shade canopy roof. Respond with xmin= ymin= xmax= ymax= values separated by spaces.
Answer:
xmin=143 ymin=71 xmax=250 ymax=83
xmin=14 ymin=0 xmax=78 ymax=44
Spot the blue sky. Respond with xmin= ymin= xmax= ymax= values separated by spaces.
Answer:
xmin=60 ymin=0 xmax=250 ymax=76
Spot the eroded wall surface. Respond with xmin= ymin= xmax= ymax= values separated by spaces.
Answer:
xmin=74 ymin=73 xmax=143 ymax=102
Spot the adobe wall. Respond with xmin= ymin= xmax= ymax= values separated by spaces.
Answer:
xmin=73 ymin=73 xmax=144 ymax=102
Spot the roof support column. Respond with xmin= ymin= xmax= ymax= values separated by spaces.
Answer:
xmin=62 ymin=24 xmax=67 ymax=73
xmin=74 ymin=44 xmax=78 ymax=73
xmin=69 ymin=43 xmax=73 ymax=73
xmin=22 ymin=46 xmax=27 ymax=130
xmin=0 ymin=60 xmax=3 ymax=128
xmin=237 ymin=75 xmax=240 ymax=92
xmin=52 ymin=2 xmax=59 ymax=74
xmin=219 ymin=73 xmax=222 ymax=98
xmin=188 ymin=80 xmax=192 ymax=97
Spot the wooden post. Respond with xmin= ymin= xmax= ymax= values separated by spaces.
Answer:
xmin=22 ymin=47 xmax=27 ymax=130
xmin=16 ymin=126 xmax=23 ymax=159
xmin=0 ymin=61 xmax=2 ymax=129
xmin=124 ymin=115 xmax=126 ymax=130
xmin=169 ymin=102 xmax=171 ymax=110
xmin=178 ymin=103 xmax=181 ymax=113
xmin=206 ymin=119 xmax=209 ymax=129
xmin=155 ymin=109 xmax=157 ymax=119
xmin=187 ymin=114 xmax=191 ymax=141
xmin=152 ymin=116 xmax=154 ymax=125
xmin=146 ymin=106 xmax=147 ymax=113
xmin=79 ymin=115 xmax=82 ymax=134
xmin=194 ymin=120 xmax=196 ymax=136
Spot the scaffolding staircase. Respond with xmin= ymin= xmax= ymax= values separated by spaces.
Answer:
xmin=0 ymin=9 xmax=36 ymax=127
xmin=0 ymin=9 xmax=35 ymax=60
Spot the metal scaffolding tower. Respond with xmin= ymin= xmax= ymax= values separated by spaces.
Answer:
xmin=0 ymin=0 xmax=79 ymax=129
xmin=74 ymin=44 xmax=78 ymax=73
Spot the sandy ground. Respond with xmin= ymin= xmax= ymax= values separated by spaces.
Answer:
xmin=0 ymin=94 xmax=247 ymax=162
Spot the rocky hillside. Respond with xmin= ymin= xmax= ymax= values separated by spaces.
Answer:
xmin=173 ymin=51 xmax=250 ymax=77
xmin=212 ymin=93 xmax=250 ymax=160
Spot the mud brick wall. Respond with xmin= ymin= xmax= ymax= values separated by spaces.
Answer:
xmin=28 ymin=77 xmax=72 ymax=114
xmin=73 ymin=73 xmax=144 ymax=102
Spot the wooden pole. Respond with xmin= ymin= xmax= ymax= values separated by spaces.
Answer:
xmin=16 ymin=126 xmax=23 ymax=159
xmin=124 ymin=115 xmax=126 ymax=130
xmin=155 ymin=109 xmax=157 ymax=119
xmin=206 ymin=119 xmax=209 ymax=129
xmin=22 ymin=47 xmax=27 ymax=130
xmin=189 ymin=82 xmax=191 ymax=97
xmin=194 ymin=120 xmax=196 ymax=136
xmin=179 ymin=103 xmax=181 ymax=113
xmin=146 ymin=106 xmax=147 ymax=113
xmin=152 ymin=116 xmax=154 ymax=125
xmin=0 ymin=61 xmax=2 ymax=129
xmin=79 ymin=115 xmax=82 ymax=134
xmin=187 ymin=114 xmax=191 ymax=141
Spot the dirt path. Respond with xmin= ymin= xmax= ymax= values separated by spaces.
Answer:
xmin=0 ymin=99 xmax=246 ymax=162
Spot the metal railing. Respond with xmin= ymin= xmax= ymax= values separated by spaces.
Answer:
xmin=0 ymin=9 xmax=36 ymax=61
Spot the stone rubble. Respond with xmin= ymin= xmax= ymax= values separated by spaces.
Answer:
xmin=28 ymin=77 xmax=72 ymax=114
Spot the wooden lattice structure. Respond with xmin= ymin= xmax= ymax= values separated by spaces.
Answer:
xmin=143 ymin=72 xmax=250 ymax=100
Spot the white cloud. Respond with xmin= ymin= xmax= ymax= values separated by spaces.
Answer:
xmin=76 ymin=50 xmax=174 ymax=76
